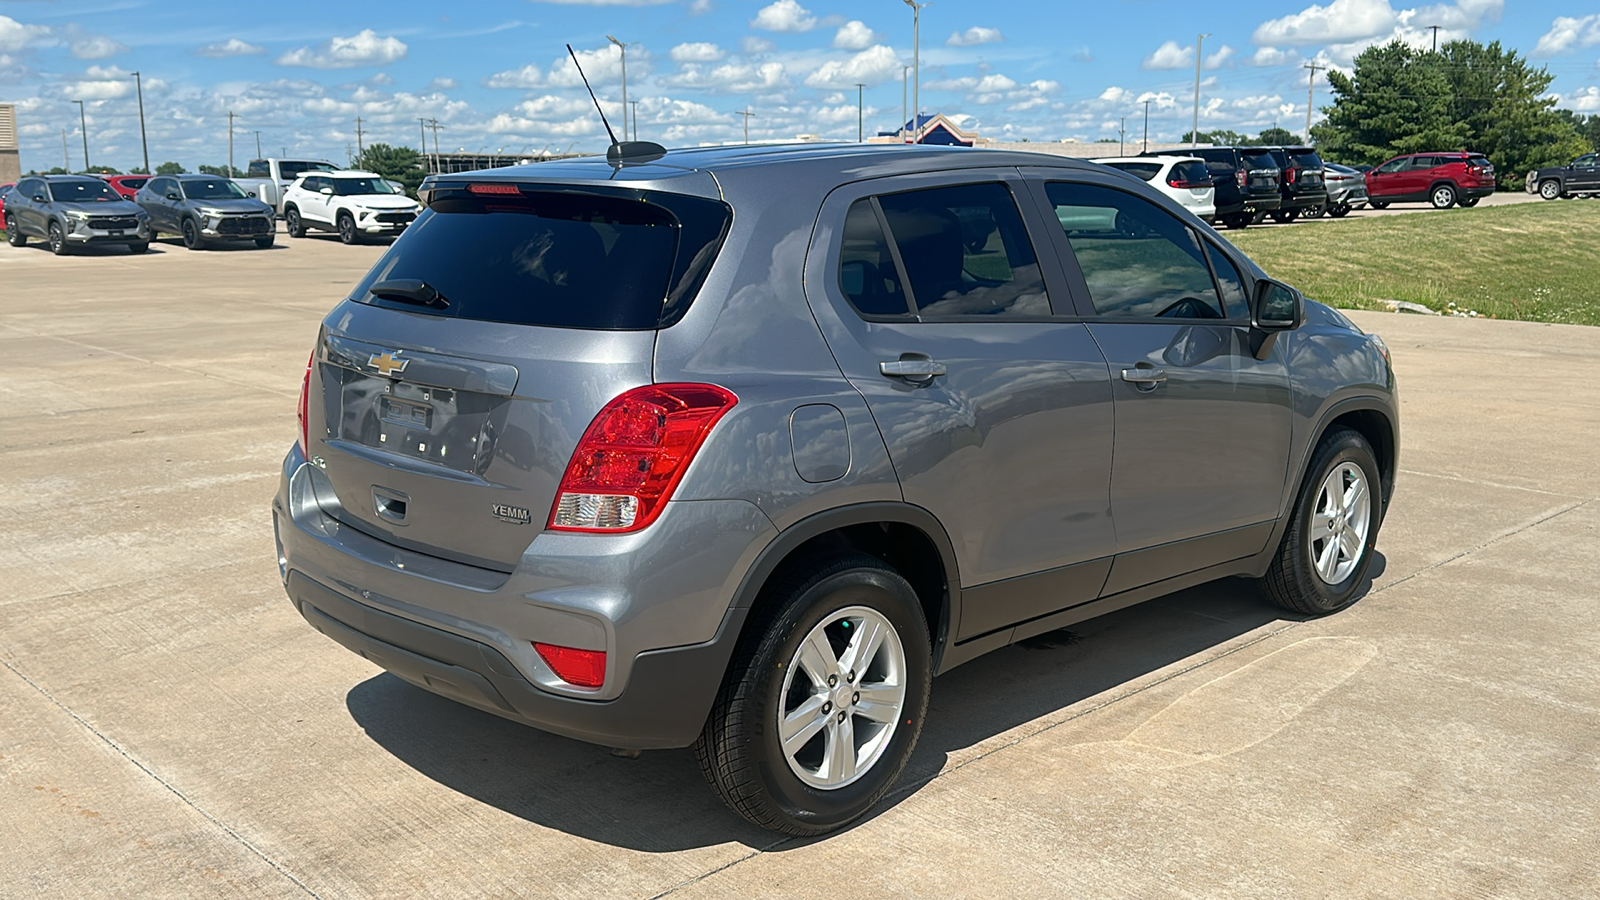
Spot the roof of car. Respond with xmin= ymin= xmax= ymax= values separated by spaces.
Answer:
xmin=1096 ymin=156 xmax=1202 ymax=164
xmin=39 ymin=174 xmax=109 ymax=182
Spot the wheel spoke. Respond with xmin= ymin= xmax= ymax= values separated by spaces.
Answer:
xmin=853 ymin=683 xmax=903 ymax=723
xmin=780 ymin=695 xmax=831 ymax=756
xmin=1343 ymin=476 xmax=1368 ymax=515
xmin=796 ymin=630 xmax=839 ymax=685
xmin=1309 ymin=511 xmax=1338 ymax=542
xmin=823 ymin=714 xmax=857 ymax=783
xmin=1339 ymin=529 xmax=1363 ymax=564
xmin=1316 ymin=536 xmax=1341 ymax=581
xmin=838 ymin=616 xmax=885 ymax=679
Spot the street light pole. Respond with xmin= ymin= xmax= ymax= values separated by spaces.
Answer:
xmin=1192 ymin=33 xmax=1209 ymax=144
xmin=856 ymin=83 xmax=865 ymax=142
xmin=901 ymin=65 xmax=909 ymax=143
xmin=227 ymin=110 xmax=236 ymax=177
xmin=73 ymin=100 xmax=89 ymax=171
xmin=1303 ymin=63 xmax=1326 ymax=144
xmin=903 ymin=0 xmax=926 ymax=143
xmin=607 ymin=36 xmax=629 ymax=143
xmin=1143 ymin=99 xmax=1151 ymax=153
xmin=630 ymin=100 xmax=639 ymax=141
xmin=255 ymin=131 xmax=262 ymax=158
xmin=132 ymin=71 xmax=149 ymax=174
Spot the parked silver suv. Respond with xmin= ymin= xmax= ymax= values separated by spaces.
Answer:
xmin=274 ymin=144 xmax=1398 ymax=835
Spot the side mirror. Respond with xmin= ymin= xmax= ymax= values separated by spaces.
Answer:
xmin=319 ymin=187 xmax=334 ymax=196
xmin=1249 ymin=278 xmax=1304 ymax=359
xmin=166 ymin=192 xmax=181 ymax=201
xmin=247 ymin=191 xmax=256 ymax=198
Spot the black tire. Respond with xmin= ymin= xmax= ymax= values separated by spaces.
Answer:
xmin=337 ymin=212 xmax=359 ymax=245
xmin=1327 ymin=204 xmax=1351 ymax=218
xmin=1369 ymin=200 xmax=1389 ymax=210
xmin=1251 ymin=210 xmax=1268 ymax=225
xmin=285 ymin=207 xmax=306 ymax=238
xmin=1301 ymin=204 xmax=1326 ymax=219
xmin=1270 ymin=209 xmax=1299 ymax=224
xmin=254 ymin=234 xmax=275 ymax=249
xmin=1538 ymin=180 xmax=1561 ymax=201
xmin=181 ymin=218 xmax=205 ymax=250
xmin=48 ymin=221 xmax=69 ymax=255
xmin=1458 ymin=197 xmax=1480 ymax=208
xmin=1259 ymin=428 xmax=1382 ymax=616
xmin=127 ymin=241 xmax=149 ymax=254
xmin=6 ymin=226 xmax=24 ymax=247
xmin=696 ymin=554 xmax=932 ymax=836
xmin=1222 ymin=212 xmax=1251 ymax=230
xmin=1430 ymin=184 xmax=1457 ymax=209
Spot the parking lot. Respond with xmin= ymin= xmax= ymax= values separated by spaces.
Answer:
xmin=2 ymin=230 xmax=1598 ymax=898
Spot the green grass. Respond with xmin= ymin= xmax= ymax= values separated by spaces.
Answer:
xmin=1227 ymin=200 xmax=1600 ymax=326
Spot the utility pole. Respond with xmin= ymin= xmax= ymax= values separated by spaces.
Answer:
xmin=1119 ymin=117 xmax=1126 ymax=156
xmin=425 ymin=119 xmax=444 ymax=172
xmin=355 ymin=116 xmax=365 ymax=156
xmin=254 ymin=131 xmax=262 ymax=158
xmin=227 ymin=110 xmax=236 ymax=177
xmin=856 ymin=83 xmax=865 ymax=142
xmin=607 ymin=35 xmax=630 ymax=143
xmin=418 ymin=118 xmax=427 ymax=158
xmin=1143 ymin=99 xmax=1151 ymax=152
xmin=903 ymin=0 xmax=926 ymax=143
xmin=630 ymin=100 xmax=639 ymax=141
xmin=1303 ymin=63 xmax=1326 ymax=144
xmin=61 ymin=127 xmax=70 ymax=172
xmin=901 ymin=66 xmax=910 ymax=143
xmin=737 ymin=107 xmax=755 ymax=144
xmin=132 ymin=71 xmax=149 ymax=174
xmin=1427 ymin=25 xmax=1441 ymax=52
xmin=1192 ymin=33 xmax=1210 ymax=145
xmin=73 ymin=100 xmax=89 ymax=171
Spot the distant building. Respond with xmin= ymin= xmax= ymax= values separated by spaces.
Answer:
xmin=422 ymin=150 xmax=586 ymax=175
xmin=870 ymin=113 xmax=978 ymax=146
xmin=0 ymin=104 xmax=19 ymax=184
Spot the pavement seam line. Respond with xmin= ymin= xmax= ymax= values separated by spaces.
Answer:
xmin=0 ymin=321 xmax=299 ymax=398
xmin=1364 ymin=496 xmax=1594 ymax=598
xmin=0 ymin=655 xmax=324 ymax=900
xmin=1397 ymin=468 xmax=1573 ymax=497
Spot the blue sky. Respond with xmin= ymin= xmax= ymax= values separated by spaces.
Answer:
xmin=1 ymin=0 xmax=1598 ymax=171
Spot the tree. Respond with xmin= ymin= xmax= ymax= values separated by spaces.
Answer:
xmin=1257 ymin=127 xmax=1296 ymax=145
xmin=197 ymin=164 xmax=243 ymax=177
xmin=155 ymin=161 xmax=186 ymax=175
xmin=1554 ymin=111 xmax=1600 ymax=154
xmin=85 ymin=165 xmax=121 ymax=175
xmin=1181 ymin=129 xmax=1249 ymax=145
xmin=355 ymin=143 xmax=426 ymax=196
xmin=1313 ymin=39 xmax=1588 ymax=187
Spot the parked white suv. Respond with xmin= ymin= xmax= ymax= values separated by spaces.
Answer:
xmin=282 ymin=170 xmax=422 ymax=244
xmin=1095 ymin=156 xmax=1216 ymax=223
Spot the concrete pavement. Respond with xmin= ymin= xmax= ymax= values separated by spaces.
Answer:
xmin=1 ymin=232 xmax=1597 ymax=898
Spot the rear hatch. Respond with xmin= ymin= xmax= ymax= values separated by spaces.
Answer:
xmin=1241 ymin=150 xmax=1280 ymax=197
xmin=1286 ymin=148 xmax=1325 ymax=189
xmin=307 ymin=179 xmax=731 ymax=572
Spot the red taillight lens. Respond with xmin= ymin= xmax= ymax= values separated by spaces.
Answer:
xmin=1286 ymin=168 xmax=1298 ymax=184
xmin=296 ymin=351 xmax=313 ymax=456
xmin=549 ymin=383 xmax=738 ymax=533
xmin=1167 ymin=176 xmax=1208 ymax=189
xmin=1236 ymin=169 xmax=1247 ymax=188
xmin=467 ymin=183 xmax=521 ymax=195
xmin=534 ymin=643 xmax=607 ymax=688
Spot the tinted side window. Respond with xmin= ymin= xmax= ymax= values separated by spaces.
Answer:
xmin=876 ymin=182 xmax=1050 ymax=318
xmin=1373 ymin=158 xmax=1405 ymax=174
xmin=247 ymin=161 xmax=270 ymax=178
xmin=1046 ymin=182 xmax=1225 ymax=320
xmin=838 ymin=199 xmax=910 ymax=317
xmin=1204 ymin=243 xmax=1249 ymax=319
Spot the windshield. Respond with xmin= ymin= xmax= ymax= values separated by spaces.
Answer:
xmin=1103 ymin=162 xmax=1160 ymax=182
xmin=333 ymin=178 xmax=402 ymax=196
xmin=279 ymin=161 xmax=337 ymax=180
xmin=1288 ymin=149 xmax=1324 ymax=168
xmin=182 ymin=179 xmax=249 ymax=201
xmin=51 ymin=180 xmax=121 ymax=203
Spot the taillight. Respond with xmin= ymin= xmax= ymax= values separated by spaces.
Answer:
xmin=1286 ymin=167 xmax=1298 ymax=184
xmin=296 ymin=351 xmax=313 ymax=456
xmin=534 ymin=642 xmax=606 ymax=688
xmin=1167 ymin=174 xmax=1208 ymax=189
xmin=549 ymin=383 xmax=738 ymax=532
xmin=467 ymin=183 xmax=520 ymax=195
xmin=1236 ymin=169 xmax=1247 ymax=188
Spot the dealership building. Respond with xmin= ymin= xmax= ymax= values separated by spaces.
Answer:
xmin=0 ymin=104 xmax=19 ymax=184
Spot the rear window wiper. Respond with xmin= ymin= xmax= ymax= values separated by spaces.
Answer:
xmin=368 ymin=279 xmax=451 ymax=310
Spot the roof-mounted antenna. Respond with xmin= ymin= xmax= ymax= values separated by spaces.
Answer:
xmin=567 ymin=43 xmax=666 ymax=166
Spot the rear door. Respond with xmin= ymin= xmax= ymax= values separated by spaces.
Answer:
xmin=307 ymin=181 xmax=730 ymax=571
xmin=803 ymin=170 xmax=1117 ymax=639
xmin=1031 ymin=174 xmax=1293 ymax=595
xmin=1570 ymin=154 xmax=1600 ymax=191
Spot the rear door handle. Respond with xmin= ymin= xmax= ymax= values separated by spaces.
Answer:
xmin=880 ymin=357 xmax=947 ymax=384
xmin=1121 ymin=367 xmax=1168 ymax=389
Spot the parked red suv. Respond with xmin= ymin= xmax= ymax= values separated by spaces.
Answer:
xmin=100 ymin=174 xmax=153 ymax=200
xmin=1364 ymin=152 xmax=1495 ymax=209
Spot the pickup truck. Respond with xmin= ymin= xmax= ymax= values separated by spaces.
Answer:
xmin=234 ymin=158 xmax=339 ymax=216
xmin=1530 ymin=153 xmax=1600 ymax=200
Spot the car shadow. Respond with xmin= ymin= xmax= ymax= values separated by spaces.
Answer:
xmin=343 ymin=555 xmax=1385 ymax=850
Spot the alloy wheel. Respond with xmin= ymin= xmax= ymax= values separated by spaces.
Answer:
xmin=778 ymin=605 xmax=907 ymax=790
xmin=1308 ymin=462 xmax=1371 ymax=585
xmin=1539 ymin=181 xmax=1561 ymax=201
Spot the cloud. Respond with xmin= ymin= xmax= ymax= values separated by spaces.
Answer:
xmin=742 ymin=36 xmax=775 ymax=54
xmin=1205 ymin=45 xmax=1235 ymax=68
xmin=1072 ymin=47 xmax=1094 ymax=62
xmin=72 ymin=36 xmax=127 ymax=60
xmin=1142 ymin=40 xmax=1193 ymax=70
xmin=690 ymin=0 xmax=713 ymax=13
xmin=668 ymin=60 xmax=788 ymax=93
xmin=1534 ymin=15 xmax=1600 ymax=56
xmin=947 ymin=26 xmax=1003 ymax=47
xmin=1563 ymin=85 xmax=1600 ymax=112
xmin=66 ymin=65 xmax=146 ymax=100
xmin=428 ymin=77 xmax=458 ymax=90
xmin=1250 ymin=46 xmax=1298 ymax=66
xmin=197 ymin=38 xmax=265 ymax=58
xmin=0 ymin=15 xmax=50 ymax=52
xmin=545 ymin=44 xmax=630 ymax=88
xmin=516 ymin=95 xmax=595 ymax=118
xmin=276 ymin=30 xmax=407 ymax=69
xmin=833 ymin=21 xmax=877 ymax=50
xmin=485 ymin=64 xmax=543 ymax=88
xmin=804 ymin=45 xmax=901 ymax=89
xmin=1253 ymin=0 xmax=1398 ymax=46
xmin=671 ymin=41 xmax=725 ymax=62
xmin=527 ymin=0 xmax=674 ymax=4
xmin=752 ymin=0 xmax=817 ymax=33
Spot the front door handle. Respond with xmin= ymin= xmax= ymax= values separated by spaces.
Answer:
xmin=1121 ymin=367 xmax=1168 ymax=390
xmin=880 ymin=356 xmax=947 ymax=385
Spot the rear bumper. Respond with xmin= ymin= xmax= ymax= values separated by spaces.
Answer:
xmin=1243 ymin=193 xmax=1281 ymax=212
xmin=1460 ymin=185 xmax=1496 ymax=201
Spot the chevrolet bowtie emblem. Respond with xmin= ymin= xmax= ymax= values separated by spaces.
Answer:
xmin=367 ymin=351 xmax=410 ymax=377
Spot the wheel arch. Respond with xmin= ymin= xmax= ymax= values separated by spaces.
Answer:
xmin=728 ymin=503 xmax=960 ymax=674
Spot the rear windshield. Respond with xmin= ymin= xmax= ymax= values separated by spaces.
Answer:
xmin=1468 ymin=155 xmax=1493 ymax=170
xmin=279 ymin=160 xmax=337 ymax=180
xmin=1242 ymin=151 xmax=1278 ymax=171
xmin=119 ymin=177 xmax=149 ymax=189
xmin=1171 ymin=161 xmax=1211 ymax=185
xmin=1103 ymin=162 xmax=1160 ymax=182
xmin=1288 ymin=149 xmax=1323 ymax=168
xmin=350 ymin=186 xmax=731 ymax=330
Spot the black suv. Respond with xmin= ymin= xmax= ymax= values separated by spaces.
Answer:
xmin=1243 ymin=146 xmax=1328 ymax=223
xmin=1146 ymin=146 xmax=1282 ymax=229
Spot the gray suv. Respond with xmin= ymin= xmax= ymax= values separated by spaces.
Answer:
xmin=5 ymin=174 xmax=152 ymax=254
xmin=135 ymin=174 xmax=276 ymax=249
xmin=274 ymin=144 xmax=1398 ymax=835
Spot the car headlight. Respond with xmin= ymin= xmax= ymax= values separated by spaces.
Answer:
xmin=198 ymin=207 xmax=226 ymax=217
xmin=65 ymin=210 xmax=90 ymax=221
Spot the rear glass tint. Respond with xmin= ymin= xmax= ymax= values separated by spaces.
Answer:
xmin=1104 ymin=162 xmax=1161 ymax=181
xmin=1243 ymin=151 xmax=1277 ymax=170
xmin=351 ymin=187 xmax=730 ymax=330
xmin=1171 ymin=161 xmax=1211 ymax=185
xmin=1288 ymin=149 xmax=1323 ymax=168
